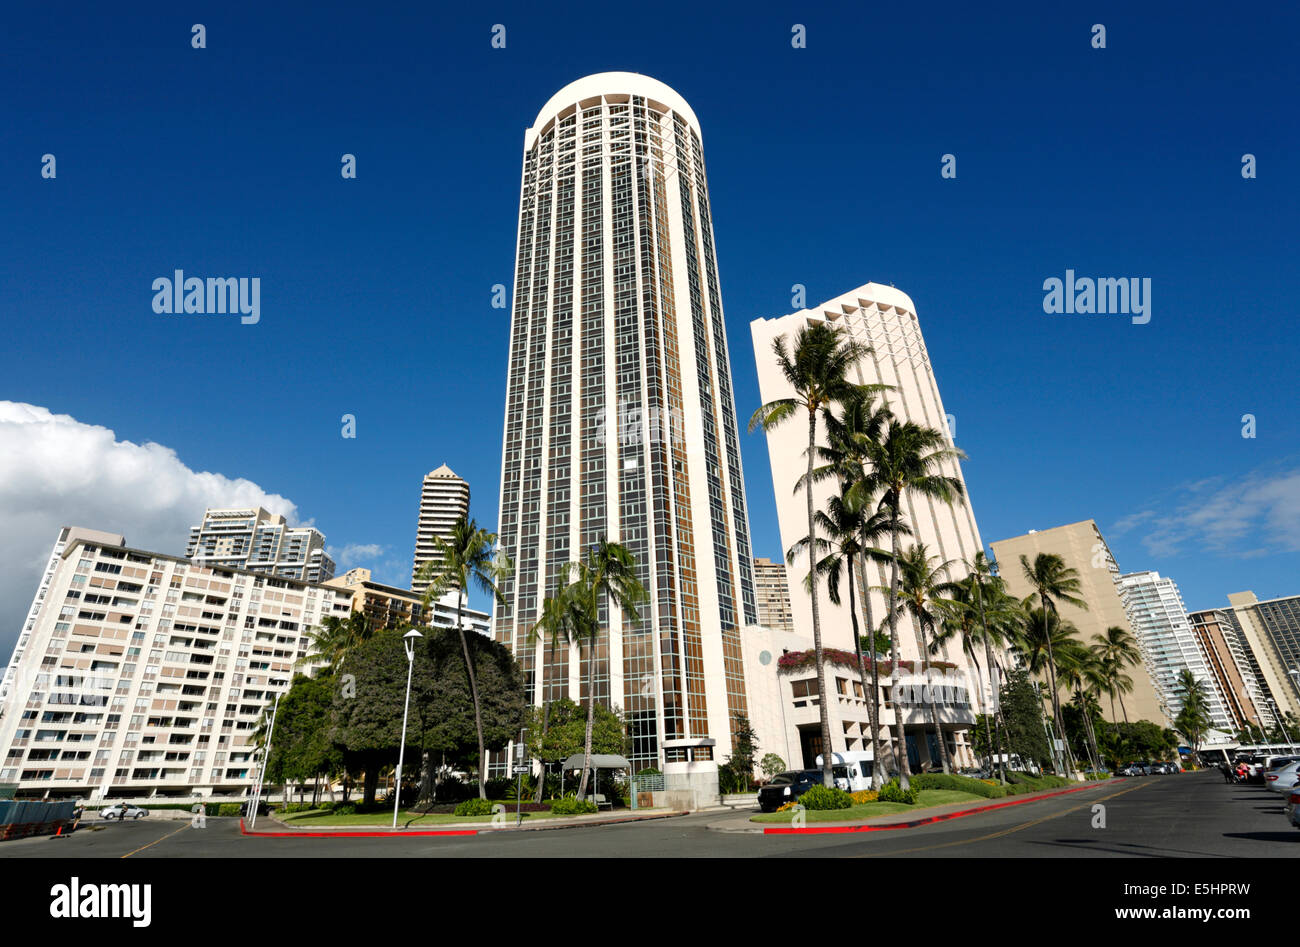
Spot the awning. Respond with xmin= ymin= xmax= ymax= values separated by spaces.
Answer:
xmin=560 ymin=753 xmax=632 ymax=771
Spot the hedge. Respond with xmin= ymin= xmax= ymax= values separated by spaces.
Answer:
xmin=908 ymin=773 xmax=1007 ymax=799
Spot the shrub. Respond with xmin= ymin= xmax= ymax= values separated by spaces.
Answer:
xmin=760 ymin=753 xmax=787 ymax=779
xmin=333 ymin=803 xmax=357 ymax=815
xmin=550 ymin=795 xmax=598 ymax=815
xmin=877 ymin=779 xmax=919 ymax=805
xmin=848 ymin=790 xmax=878 ymax=805
xmin=636 ymin=767 xmax=661 ymax=777
xmin=798 ymin=784 xmax=853 ymax=810
xmin=216 ymin=803 xmax=242 ymax=817
xmin=908 ymin=773 xmax=1006 ymax=799
xmin=454 ymin=797 xmax=496 ymax=817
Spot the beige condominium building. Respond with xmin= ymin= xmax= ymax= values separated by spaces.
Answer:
xmin=187 ymin=507 xmax=335 ymax=584
xmin=1187 ymin=608 xmax=1266 ymax=733
xmin=492 ymin=74 xmax=758 ymax=795
xmin=0 ymin=528 xmax=353 ymax=799
xmin=411 ymin=464 xmax=471 ymax=599
xmin=1227 ymin=591 xmax=1300 ymax=721
xmin=752 ymin=557 xmax=795 ymax=633
xmin=990 ymin=520 xmax=1168 ymax=726
xmin=323 ymin=568 xmax=490 ymax=637
xmin=751 ymin=282 xmax=992 ymax=772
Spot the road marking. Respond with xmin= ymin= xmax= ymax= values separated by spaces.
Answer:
xmin=121 ymin=823 xmax=189 ymax=858
xmin=850 ymin=780 xmax=1152 ymax=857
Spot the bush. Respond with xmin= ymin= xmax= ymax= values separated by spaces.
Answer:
xmin=799 ymin=784 xmax=853 ymax=810
xmin=877 ymin=779 xmax=919 ymax=805
xmin=333 ymin=803 xmax=357 ymax=816
xmin=484 ymin=778 xmax=514 ymax=799
xmin=848 ymin=790 xmax=878 ymax=804
xmin=908 ymin=773 xmax=1007 ymax=799
xmin=550 ymin=795 xmax=598 ymax=815
xmin=636 ymin=767 xmax=661 ymax=777
xmin=453 ymin=798 xmax=496 ymax=817
xmin=216 ymin=803 xmax=242 ymax=817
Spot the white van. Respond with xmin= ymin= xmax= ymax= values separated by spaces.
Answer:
xmin=815 ymin=751 xmax=875 ymax=792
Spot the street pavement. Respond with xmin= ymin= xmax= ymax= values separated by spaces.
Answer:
xmin=2 ymin=769 xmax=1295 ymax=858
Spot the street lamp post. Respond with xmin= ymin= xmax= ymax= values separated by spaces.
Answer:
xmin=393 ymin=629 xmax=423 ymax=829
xmin=248 ymin=691 xmax=281 ymax=831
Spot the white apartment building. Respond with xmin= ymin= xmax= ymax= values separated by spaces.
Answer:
xmin=494 ymin=73 xmax=758 ymax=785
xmin=411 ymin=464 xmax=471 ymax=598
xmin=750 ymin=283 xmax=988 ymax=771
xmin=1119 ymin=571 xmax=1231 ymax=731
xmin=0 ymin=529 xmax=352 ymax=799
xmin=186 ymin=507 xmax=335 ymax=584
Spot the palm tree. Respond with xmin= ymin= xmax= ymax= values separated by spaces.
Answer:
xmin=300 ymin=611 xmax=373 ymax=675
xmin=750 ymin=322 xmax=871 ymax=787
xmin=528 ymin=580 xmax=586 ymax=802
xmin=859 ymin=416 xmax=967 ymax=788
xmin=932 ymin=555 xmax=1018 ymax=781
xmin=1055 ymin=643 xmax=1104 ymax=770
xmin=1019 ymin=553 xmax=1088 ymax=775
xmin=416 ymin=516 xmax=512 ymax=800
xmin=1090 ymin=626 xmax=1142 ymax=723
xmin=1013 ymin=604 xmax=1083 ymax=774
xmin=566 ymin=539 xmax=647 ymax=800
xmin=1173 ymin=669 xmax=1212 ymax=755
xmin=886 ymin=542 xmax=962 ymax=774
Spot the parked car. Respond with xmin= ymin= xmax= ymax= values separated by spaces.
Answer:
xmin=1286 ymin=789 xmax=1300 ymax=825
xmin=757 ymin=770 xmax=824 ymax=812
xmin=1150 ymin=761 xmax=1180 ymax=774
xmin=1265 ymin=760 xmax=1300 ymax=794
xmin=99 ymin=803 xmax=148 ymax=821
xmin=1117 ymin=762 xmax=1145 ymax=777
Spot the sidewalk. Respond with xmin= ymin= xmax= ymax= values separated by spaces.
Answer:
xmin=246 ymin=807 xmax=687 ymax=836
xmin=705 ymin=780 xmax=1116 ymax=834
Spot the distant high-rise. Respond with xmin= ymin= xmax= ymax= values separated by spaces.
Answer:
xmin=1227 ymin=591 xmax=1300 ymax=720
xmin=186 ymin=507 xmax=334 ymax=584
xmin=991 ymin=520 xmax=1168 ymax=726
xmin=1187 ymin=608 xmax=1266 ymax=732
xmin=411 ymin=464 xmax=470 ymax=597
xmin=1119 ymin=571 xmax=1231 ymax=731
xmin=494 ymin=73 xmax=757 ymax=779
xmin=752 ymin=557 xmax=794 ymax=633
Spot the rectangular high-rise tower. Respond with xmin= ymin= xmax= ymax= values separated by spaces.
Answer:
xmin=493 ymin=73 xmax=758 ymax=776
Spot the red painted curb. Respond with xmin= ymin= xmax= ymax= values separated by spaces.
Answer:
xmin=239 ymin=818 xmax=478 ymax=838
xmin=763 ymin=780 xmax=1115 ymax=834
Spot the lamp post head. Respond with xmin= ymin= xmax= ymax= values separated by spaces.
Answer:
xmin=403 ymin=629 xmax=423 ymax=660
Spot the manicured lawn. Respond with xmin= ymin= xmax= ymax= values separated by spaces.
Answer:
xmin=277 ymin=804 xmax=646 ymax=827
xmin=750 ymin=789 xmax=986 ymax=824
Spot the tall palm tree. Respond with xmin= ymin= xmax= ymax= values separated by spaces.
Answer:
xmin=566 ymin=540 xmax=647 ymax=800
xmin=859 ymin=417 xmax=967 ymax=787
xmin=886 ymin=542 xmax=961 ymax=774
xmin=1013 ymin=604 xmax=1083 ymax=774
xmin=300 ymin=611 xmax=373 ymax=675
xmin=750 ymin=322 xmax=871 ymax=787
xmin=528 ymin=581 xmax=586 ymax=802
xmin=1055 ymin=642 xmax=1103 ymax=770
xmin=1173 ymin=669 xmax=1212 ymax=755
xmin=1090 ymin=626 xmax=1142 ymax=724
xmin=932 ymin=555 xmax=1018 ymax=781
xmin=1019 ymin=553 xmax=1088 ymax=775
xmin=416 ymin=516 xmax=512 ymax=800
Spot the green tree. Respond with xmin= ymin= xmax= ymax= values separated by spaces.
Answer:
xmin=750 ymin=321 xmax=871 ymax=788
xmin=331 ymin=626 xmax=526 ymax=806
xmin=1173 ymin=669 xmax=1212 ymax=754
xmin=1090 ymin=625 xmax=1142 ymax=724
xmin=997 ymin=668 xmax=1053 ymax=771
xmin=760 ymin=753 xmax=787 ymax=779
xmin=1018 ymin=553 xmax=1088 ymax=776
xmin=260 ymin=673 xmax=343 ymax=805
xmin=720 ymin=715 xmax=759 ymax=793
xmin=524 ymin=696 xmax=625 ymax=795
xmin=859 ymin=415 xmax=967 ymax=788
xmin=301 ymin=611 xmax=374 ymax=675
xmin=416 ymin=515 xmax=512 ymax=799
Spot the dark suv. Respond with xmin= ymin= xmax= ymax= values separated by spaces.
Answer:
xmin=758 ymin=770 xmax=824 ymax=812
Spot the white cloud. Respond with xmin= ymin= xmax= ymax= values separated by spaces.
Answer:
xmin=1111 ymin=466 xmax=1300 ymax=560
xmin=0 ymin=401 xmax=302 ymax=653
xmin=328 ymin=543 xmax=387 ymax=570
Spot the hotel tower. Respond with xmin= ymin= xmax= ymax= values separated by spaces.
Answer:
xmin=493 ymin=73 xmax=757 ymax=779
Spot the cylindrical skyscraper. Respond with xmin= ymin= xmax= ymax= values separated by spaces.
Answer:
xmin=494 ymin=73 xmax=757 ymax=778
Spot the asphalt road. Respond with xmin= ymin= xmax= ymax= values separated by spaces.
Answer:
xmin=3 ymin=770 xmax=1295 ymax=858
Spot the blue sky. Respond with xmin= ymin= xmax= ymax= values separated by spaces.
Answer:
xmin=2 ymin=1 xmax=1297 ymax=652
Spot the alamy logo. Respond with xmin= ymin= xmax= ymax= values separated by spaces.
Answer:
xmin=1042 ymin=269 xmax=1150 ymax=324
xmin=49 ymin=877 xmax=151 ymax=927
xmin=152 ymin=270 xmax=260 ymax=324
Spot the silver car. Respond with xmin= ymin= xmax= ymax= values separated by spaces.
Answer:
xmin=99 ymin=802 xmax=148 ymax=820
xmin=1265 ymin=760 xmax=1300 ymax=794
